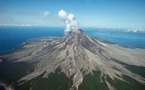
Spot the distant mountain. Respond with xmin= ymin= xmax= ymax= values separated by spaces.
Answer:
xmin=1 ymin=29 xmax=145 ymax=90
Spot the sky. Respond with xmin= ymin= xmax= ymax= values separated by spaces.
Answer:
xmin=0 ymin=0 xmax=145 ymax=29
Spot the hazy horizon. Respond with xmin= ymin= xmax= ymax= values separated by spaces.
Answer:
xmin=0 ymin=0 xmax=145 ymax=29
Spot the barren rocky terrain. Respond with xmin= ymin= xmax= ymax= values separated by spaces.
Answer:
xmin=1 ymin=29 xmax=145 ymax=90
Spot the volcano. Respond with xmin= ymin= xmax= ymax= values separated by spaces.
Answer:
xmin=1 ymin=29 xmax=145 ymax=90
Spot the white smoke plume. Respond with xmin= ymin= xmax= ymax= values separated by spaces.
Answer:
xmin=58 ymin=9 xmax=78 ymax=34
xmin=58 ymin=9 xmax=67 ymax=19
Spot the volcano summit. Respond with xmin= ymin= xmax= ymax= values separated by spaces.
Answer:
xmin=1 ymin=28 xmax=145 ymax=90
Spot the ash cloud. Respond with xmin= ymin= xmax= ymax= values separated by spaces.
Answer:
xmin=58 ymin=9 xmax=78 ymax=34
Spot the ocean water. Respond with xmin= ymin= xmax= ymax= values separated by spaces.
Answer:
xmin=0 ymin=26 xmax=64 ymax=53
xmin=84 ymin=28 xmax=145 ymax=48
xmin=0 ymin=26 xmax=145 ymax=53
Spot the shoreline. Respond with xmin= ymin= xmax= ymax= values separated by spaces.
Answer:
xmin=0 ymin=36 xmax=145 ymax=54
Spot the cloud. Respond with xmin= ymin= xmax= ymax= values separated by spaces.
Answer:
xmin=44 ymin=11 xmax=49 ymax=17
xmin=58 ymin=9 xmax=68 ymax=19
xmin=0 ymin=24 xmax=38 ymax=26
xmin=127 ymin=29 xmax=145 ymax=33
xmin=58 ymin=9 xmax=78 ymax=35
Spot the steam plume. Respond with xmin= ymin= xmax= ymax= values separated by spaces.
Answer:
xmin=58 ymin=9 xmax=78 ymax=34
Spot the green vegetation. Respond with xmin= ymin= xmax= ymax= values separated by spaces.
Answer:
xmin=79 ymin=71 xmax=108 ymax=90
xmin=125 ymin=65 xmax=145 ymax=78
xmin=79 ymin=70 xmax=145 ymax=90
xmin=15 ymin=72 xmax=69 ymax=90
xmin=107 ymin=75 xmax=145 ymax=90
xmin=0 ymin=60 xmax=33 ymax=84
xmin=1 ymin=60 xmax=145 ymax=90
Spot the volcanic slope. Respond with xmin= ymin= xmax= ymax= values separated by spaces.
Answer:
xmin=3 ymin=29 xmax=145 ymax=90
